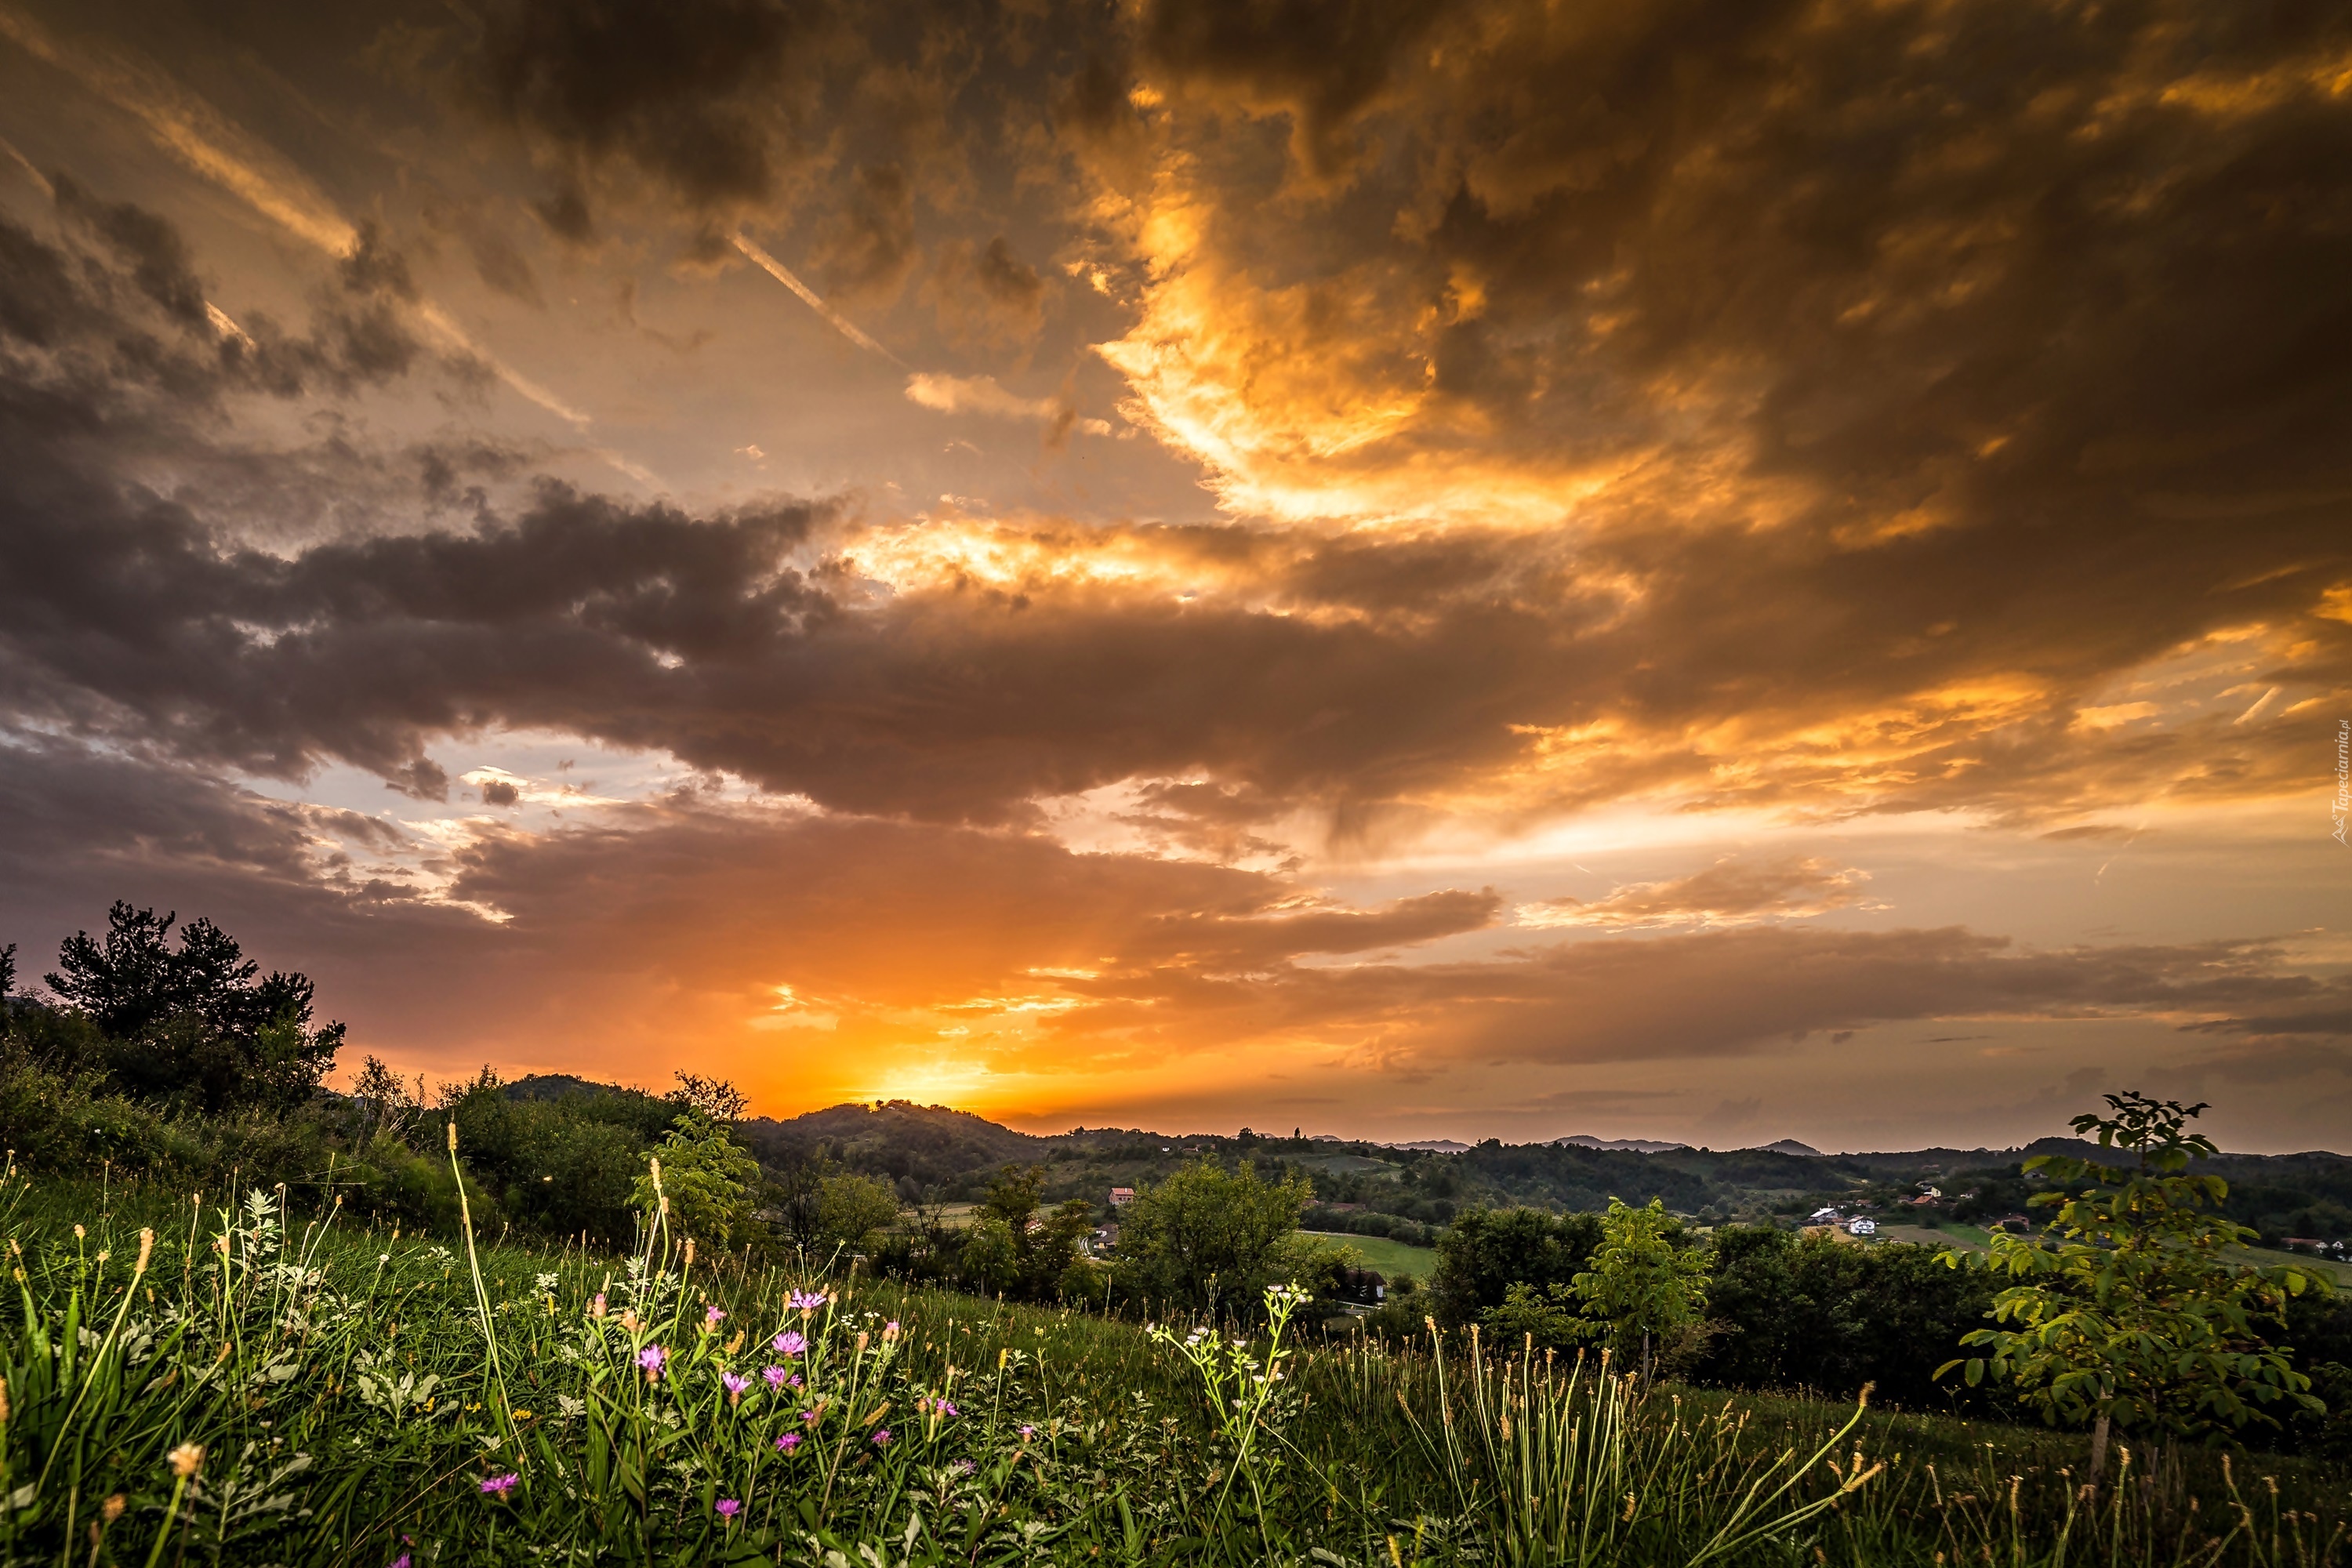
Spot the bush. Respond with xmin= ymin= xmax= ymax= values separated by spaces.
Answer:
xmin=1428 ymin=1207 xmax=1602 ymax=1328
xmin=815 ymin=1173 xmax=902 ymax=1256
xmin=339 ymin=1142 xmax=496 ymax=1235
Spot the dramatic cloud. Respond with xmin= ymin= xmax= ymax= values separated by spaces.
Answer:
xmin=2 ymin=0 xmax=2347 ymax=1146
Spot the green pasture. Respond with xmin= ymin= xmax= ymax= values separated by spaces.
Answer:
xmin=1301 ymin=1229 xmax=1440 ymax=1283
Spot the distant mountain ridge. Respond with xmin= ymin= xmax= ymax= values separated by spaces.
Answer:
xmin=492 ymin=1089 xmax=2351 ymax=1242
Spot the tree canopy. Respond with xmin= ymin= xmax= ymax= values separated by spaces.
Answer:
xmin=1118 ymin=1160 xmax=1311 ymax=1314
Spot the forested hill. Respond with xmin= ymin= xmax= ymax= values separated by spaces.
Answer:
xmin=609 ymin=1092 xmax=2352 ymax=1247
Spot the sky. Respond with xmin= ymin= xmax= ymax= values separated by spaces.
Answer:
xmin=0 ymin=0 xmax=2347 ymax=1153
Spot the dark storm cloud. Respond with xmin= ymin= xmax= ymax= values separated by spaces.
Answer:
xmin=471 ymin=0 xmax=829 ymax=217
xmin=51 ymin=173 xmax=208 ymax=328
xmin=1132 ymin=0 xmax=1447 ymax=177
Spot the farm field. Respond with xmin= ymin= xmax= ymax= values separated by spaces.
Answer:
xmin=1874 ymin=1221 xmax=1992 ymax=1250
xmin=1299 ymin=1229 xmax=1439 ymax=1282
xmin=2 ymin=1175 xmax=2344 ymax=1567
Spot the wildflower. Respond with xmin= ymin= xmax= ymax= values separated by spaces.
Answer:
xmin=938 ymin=1400 xmax=957 ymax=1418
xmin=637 ymin=1345 xmax=667 ymax=1381
xmin=167 ymin=1443 xmax=204 ymax=1479
xmin=100 ymin=1494 xmax=125 ymax=1523
xmin=776 ymin=1432 xmax=801 ymax=1454
xmin=788 ymin=1290 xmax=828 ymax=1311
xmin=800 ymin=1408 xmax=818 ymax=1425
xmin=704 ymin=1305 xmax=726 ymax=1328
xmin=882 ymin=1319 xmax=901 ymax=1341
xmin=1018 ymin=1425 xmax=1034 ymax=1441
xmin=789 ymin=1374 xmax=804 ymax=1388
xmin=871 ymin=1428 xmax=892 ymax=1446
xmin=762 ymin=1365 xmax=789 ymax=1389
xmin=715 ymin=1498 xmax=742 ymax=1519
xmin=773 ymin=1330 xmax=807 ymax=1356
xmin=480 ymin=1473 xmax=520 ymax=1495
xmin=722 ymin=1372 xmax=751 ymax=1403
xmin=956 ymin=1458 xmax=977 ymax=1476
xmin=390 ymin=1557 xmax=411 ymax=1568
xmin=588 ymin=1293 xmax=606 ymax=1318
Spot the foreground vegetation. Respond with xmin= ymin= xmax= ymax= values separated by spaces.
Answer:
xmin=1 ymin=1171 xmax=2347 ymax=1567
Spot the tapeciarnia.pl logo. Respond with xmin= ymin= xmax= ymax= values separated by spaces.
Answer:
xmin=2335 ymin=718 xmax=2349 ymax=846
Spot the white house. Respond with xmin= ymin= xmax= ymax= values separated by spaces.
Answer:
xmin=1809 ymin=1207 xmax=1844 ymax=1224
xmin=1845 ymin=1217 xmax=1878 ymax=1237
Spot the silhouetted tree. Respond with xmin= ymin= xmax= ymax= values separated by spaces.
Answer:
xmin=46 ymin=902 xmax=343 ymax=1113
xmin=667 ymin=1070 xmax=750 ymax=1122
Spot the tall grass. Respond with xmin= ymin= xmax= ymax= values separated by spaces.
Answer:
xmin=0 ymin=1171 xmax=2341 ymax=1566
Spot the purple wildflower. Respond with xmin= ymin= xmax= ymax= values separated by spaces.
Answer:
xmin=480 ymin=1473 xmax=520 ymax=1495
xmin=1018 ymin=1425 xmax=1034 ymax=1441
xmin=789 ymin=1374 xmax=804 ymax=1388
xmin=705 ymin=1305 xmax=726 ymax=1327
xmin=788 ymin=1290 xmax=828 ymax=1311
xmin=762 ymin=1364 xmax=789 ymax=1388
xmin=774 ymin=1330 xmax=808 ymax=1356
xmin=390 ymin=1557 xmax=412 ymax=1568
xmin=938 ymin=1400 xmax=958 ymax=1418
xmin=871 ymin=1428 xmax=892 ymax=1446
xmin=776 ymin=1432 xmax=802 ymax=1453
xmin=715 ymin=1498 xmax=742 ymax=1519
xmin=722 ymin=1371 xmax=751 ymax=1399
xmin=637 ymin=1345 xmax=667 ymax=1379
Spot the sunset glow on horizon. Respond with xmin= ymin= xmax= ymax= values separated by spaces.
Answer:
xmin=1 ymin=0 xmax=2347 ymax=1153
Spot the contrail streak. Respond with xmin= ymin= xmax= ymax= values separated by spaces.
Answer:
xmin=732 ymin=233 xmax=905 ymax=366
xmin=0 ymin=132 xmax=53 ymax=197
xmin=416 ymin=301 xmax=590 ymax=426
xmin=0 ymin=4 xmax=616 ymax=441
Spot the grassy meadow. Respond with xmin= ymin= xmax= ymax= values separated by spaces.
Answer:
xmin=1298 ymin=1230 xmax=1439 ymax=1284
xmin=1 ymin=1168 xmax=2346 ymax=1567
